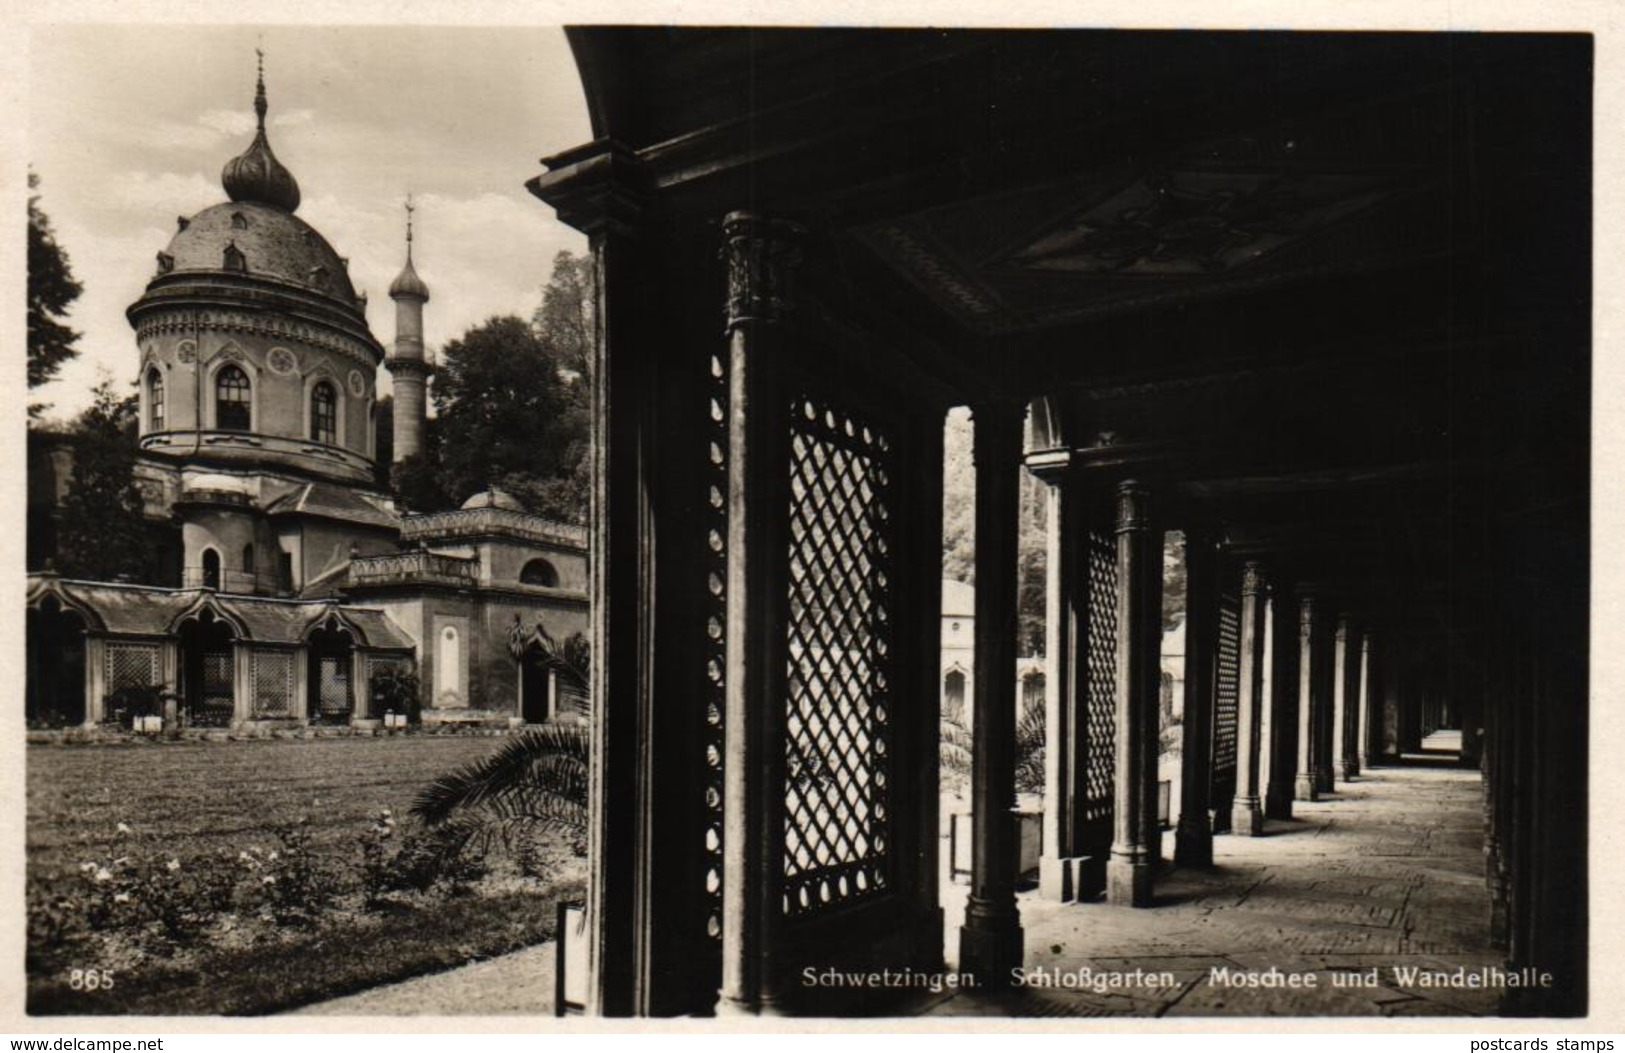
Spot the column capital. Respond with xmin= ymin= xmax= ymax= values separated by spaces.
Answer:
xmin=1241 ymin=560 xmax=1267 ymax=596
xmin=722 ymin=212 xmax=805 ymax=333
xmin=1336 ymin=615 xmax=1351 ymax=641
xmin=1114 ymin=479 xmax=1151 ymax=534
xmin=1298 ymin=592 xmax=1317 ymax=632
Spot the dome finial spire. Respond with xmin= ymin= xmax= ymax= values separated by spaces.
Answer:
xmin=255 ymin=47 xmax=267 ymax=130
xmin=221 ymin=46 xmax=301 ymax=212
xmin=405 ymin=193 xmax=415 ymax=262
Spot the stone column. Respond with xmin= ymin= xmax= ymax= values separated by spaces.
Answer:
xmin=1354 ymin=632 xmax=1372 ymax=773
xmin=1264 ymin=586 xmax=1297 ymax=820
xmin=1106 ymin=481 xmax=1160 ymax=907
xmin=1231 ymin=562 xmax=1268 ymax=835
xmin=958 ymin=397 xmax=1025 ymax=982
xmin=1330 ymin=617 xmax=1349 ymax=788
xmin=1174 ymin=530 xmax=1217 ymax=868
xmin=1033 ymin=455 xmax=1089 ymax=900
xmin=720 ymin=212 xmax=801 ymax=1014
xmin=1294 ymin=591 xmax=1321 ymax=802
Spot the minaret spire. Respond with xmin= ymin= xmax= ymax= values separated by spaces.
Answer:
xmin=388 ymin=194 xmax=431 ymax=468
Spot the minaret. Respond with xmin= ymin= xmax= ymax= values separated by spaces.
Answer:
xmin=387 ymin=196 xmax=430 ymax=465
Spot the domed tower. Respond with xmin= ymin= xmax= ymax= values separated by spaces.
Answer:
xmin=387 ymin=198 xmax=430 ymax=465
xmin=125 ymin=53 xmax=391 ymax=596
xmin=126 ymin=52 xmax=385 ymax=488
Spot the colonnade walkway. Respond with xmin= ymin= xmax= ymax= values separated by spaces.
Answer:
xmin=931 ymin=764 xmax=1501 ymax=1017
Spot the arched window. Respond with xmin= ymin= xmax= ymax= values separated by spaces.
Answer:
xmin=310 ymin=381 xmax=337 ymax=444
xmin=147 ymin=368 xmax=165 ymax=431
xmin=520 ymin=558 xmax=559 ymax=588
xmin=241 ymin=544 xmax=255 ymax=576
xmin=201 ymin=549 xmax=221 ymax=590
xmin=215 ymin=366 xmax=251 ymax=431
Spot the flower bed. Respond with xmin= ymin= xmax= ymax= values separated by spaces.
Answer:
xmin=27 ymin=737 xmax=583 ymax=1015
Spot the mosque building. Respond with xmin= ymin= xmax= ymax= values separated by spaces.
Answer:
xmin=24 ymin=59 xmax=589 ymax=731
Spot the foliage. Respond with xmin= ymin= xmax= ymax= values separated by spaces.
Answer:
xmin=55 ymin=380 xmax=162 ymax=583
xmin=530 ymin=249 xmax=595 ymax=381
xmin=941 ymin=407 xmax=1049 ymax=655
xmin=369 ymin=665 xmax=422 ymax=725
xmin=1163 ymin=530 xmax=1187 ymax=632
xmin=358 ymin=808 xmax=488 ymax=908
xmin=940 ymin=692 xmax=1047 ymax=796
xmin=27 ymin=172 xmax=82 ymax=416
xmin=102 ymin=683 xmax=173 ymax=728
xmin=390 ymin=252 xmax=595 ymax=522
xmin=411 ymin=724 xmax=591 ymax=860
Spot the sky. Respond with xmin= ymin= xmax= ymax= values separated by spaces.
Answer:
xmin=27 ymin=24 xmax=590 ymax=423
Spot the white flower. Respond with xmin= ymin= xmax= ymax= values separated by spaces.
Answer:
xmin=267 ymin=851 xmax=279 ymax=862
xmin=380 ymin=808 xmax=392 ymax=818
xmin=93 ymin=868 xmax=112 ymax=883
xmin=113 ymin=892 xmax=131 ymax=904
xmin=115 ymin=822 xmax=133 ymax=835
xmin=166 ymin=859 xmax=181 ymax=872
xmin=79 ymin=862 xmax=96 ymax=874
xmin=261 ymin=875 xmax=276 ymax=885
xmin=238 ymin=851 xmax=252 ymax=862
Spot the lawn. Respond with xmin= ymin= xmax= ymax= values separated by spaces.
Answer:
xmin=27 ymin=736 xmax=584 ymax=1016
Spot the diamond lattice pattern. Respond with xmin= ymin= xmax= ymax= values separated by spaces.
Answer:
xmin=784 ymin=398 xmax=893 ymax=917
xmin=1082 ymin=528 xmax=1118 ymax=823
xmin=252 ymin=650 xmax=294 ymax=718
xmin=1212 ymin=597 xmax=1241 ymax=792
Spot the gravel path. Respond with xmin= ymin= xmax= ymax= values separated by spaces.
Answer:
xmin=289 ymin=942 xmax=557 ymax=1016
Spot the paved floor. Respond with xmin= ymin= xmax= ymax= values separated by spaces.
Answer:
xmin=931 ymin=763 xmax=1502 ymax=1017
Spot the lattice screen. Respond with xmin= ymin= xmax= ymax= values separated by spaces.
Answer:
xmin=701 ymin=350 xmax=729 ymax=945
xmin=1081 ymin=528 xmax=1118 ymax=825
xmin=783 ymin=396 xmax=893 ymax=918
xmin=251 ymin=650 xmax=295 ymax=718
xmin=1210 ymin=595 xmax=1242 ymax=812
xmin=316 ymin=655 xmax=352 ymax=720
xmin=192 ymin=650 xmax=235 ymax=727
xmin=106 ymin=643 xmax=160 ymax=693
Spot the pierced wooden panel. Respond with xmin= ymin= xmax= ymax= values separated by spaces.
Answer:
xmin=1211 ymin=595 xmax=1242 ymax=804
xmin=251 ymin=650 xmax=294 ymax=718
xmin=192 ymin=650 xmax=235 ymax=727
xmin=702 ymin=351 xmax=729 ymax=945
xmin=1082 ymin=528 xmax=1118 ymax=823
xmin=783 ymin=397 xmax=893 ymax=917
xmin=106 ymin=643 xmax=160 ymax=694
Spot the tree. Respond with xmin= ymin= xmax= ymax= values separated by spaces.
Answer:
xmin=530 ymin=250 xmax=595 ymax=381
xmin=56 ymin=380 xmax=160 ymax=582
xmin=27 ymin=173 xmax=82 ymax=416
xmin=430 ymin=315 xmax=588 ymax=521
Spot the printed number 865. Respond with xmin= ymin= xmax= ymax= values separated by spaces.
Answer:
xmin=68 ymin=969 xmax=114 ymax=991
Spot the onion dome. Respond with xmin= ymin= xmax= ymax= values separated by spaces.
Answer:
xmin=221 ymin=51 xmax=301 ymax=213
xmin=461 ymin=487 xmax=527 ymax=512
xmin=388 ymin=198 xmax=431 ymax=301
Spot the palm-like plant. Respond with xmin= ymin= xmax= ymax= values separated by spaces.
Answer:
xmin=940 ymin=693 xmax=1046 ymax=796
xmin=410 ymin=723 xmax=591 ymax=859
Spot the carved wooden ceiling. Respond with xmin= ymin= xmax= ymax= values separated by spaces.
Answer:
xmin=854 ymin=86 xmax=1454 ymax=333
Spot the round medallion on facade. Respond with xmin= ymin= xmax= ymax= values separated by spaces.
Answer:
xmin=347 ymin=369 xmax=367 ymax=398
xmin=176 ymin=339 xmax=198 ymax=364
xmin=267 ymin=346 xmax=299 ymax=376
